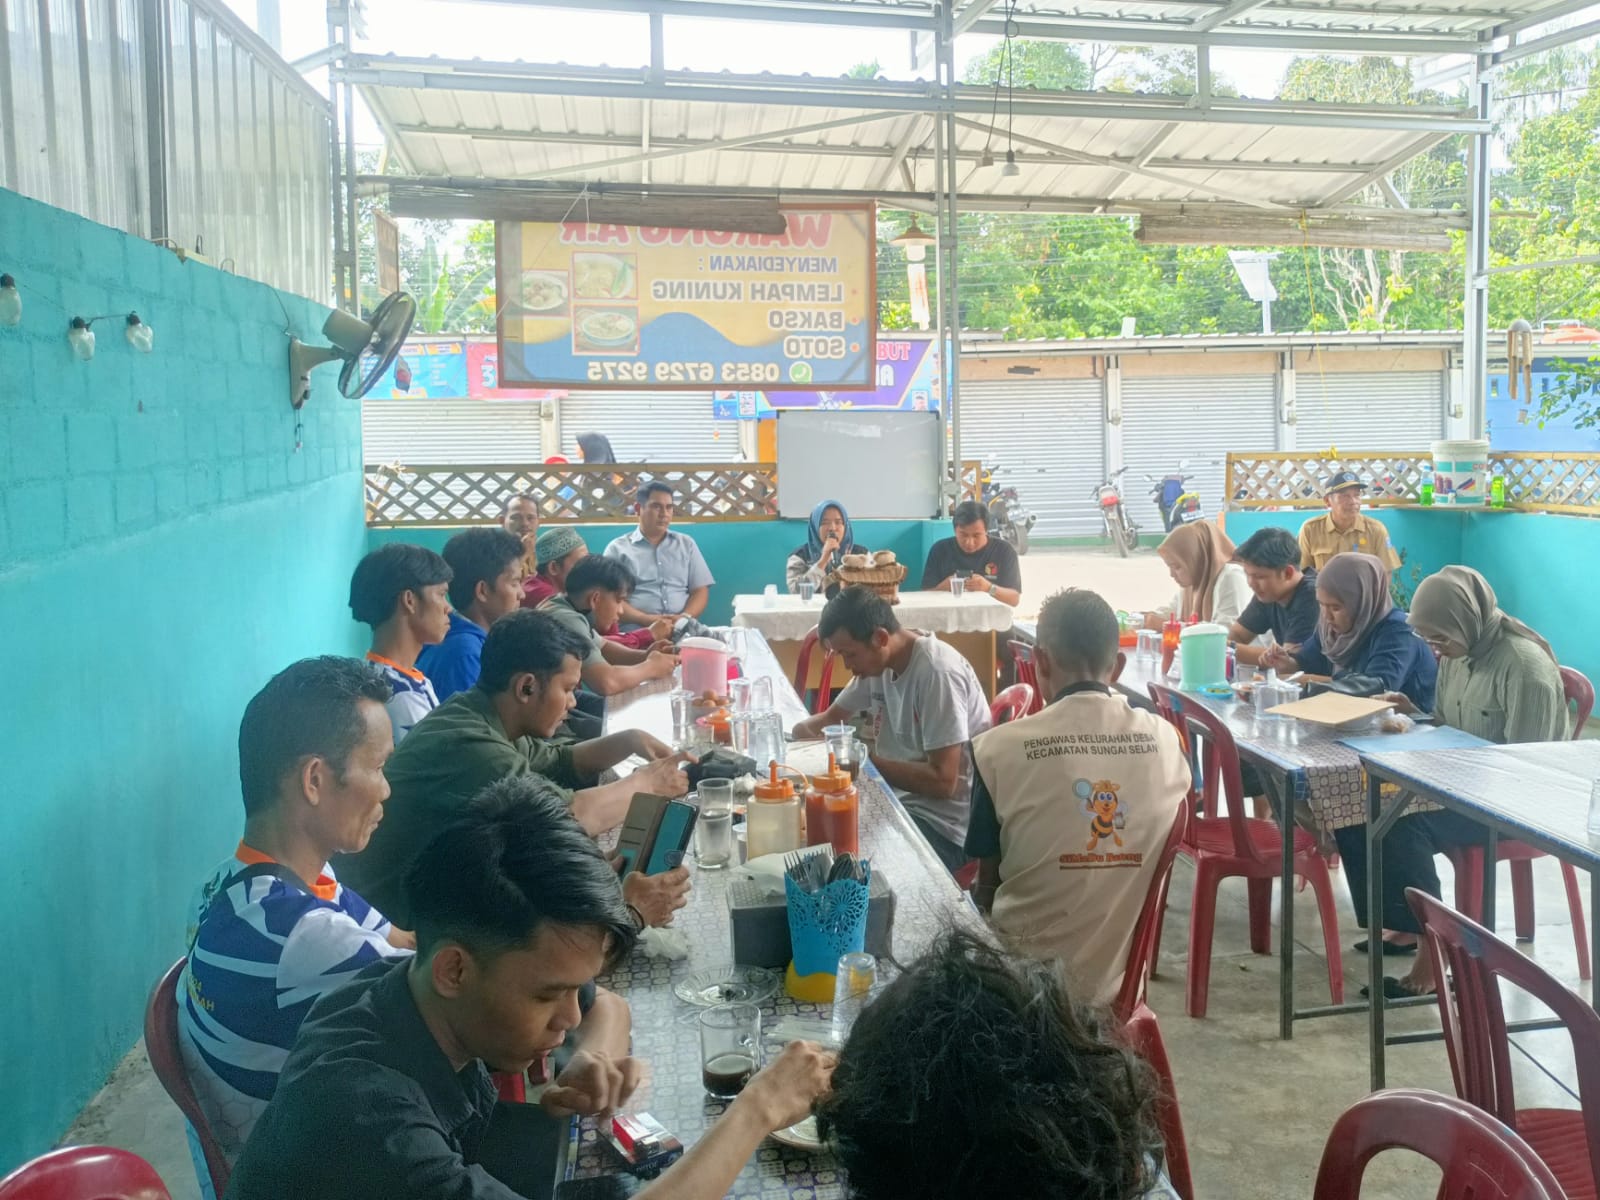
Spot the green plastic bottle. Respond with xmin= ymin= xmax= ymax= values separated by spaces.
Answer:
xmin=1419 ymin=482 xmax=1434 ymax=507
xmin=1491 ymin=477 xmax=1506 ymax=508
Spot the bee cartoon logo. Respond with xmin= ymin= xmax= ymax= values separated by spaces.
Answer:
xmin=1074 ymin=778 xmax=1126 ymax=852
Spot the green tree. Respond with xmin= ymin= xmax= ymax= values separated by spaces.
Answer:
xmin=962 ymin=39 xmax=1091 ymax=90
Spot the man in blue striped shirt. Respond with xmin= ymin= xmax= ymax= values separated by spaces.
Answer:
xmin=179 ymin=657 xmax=412 ymax=1191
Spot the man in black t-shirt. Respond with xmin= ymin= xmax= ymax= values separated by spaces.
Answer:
xmin=1229 ymin=526 xmax=1319 ymax=666
xmin=920 ymin=500 xmax=1022 ymax=606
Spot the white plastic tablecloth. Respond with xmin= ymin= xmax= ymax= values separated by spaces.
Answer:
xmin=731 ymin=590 xmax=1015 ymax=641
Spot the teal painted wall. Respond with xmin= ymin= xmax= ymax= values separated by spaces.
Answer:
xmin=1223 ymin=506 xmax=1600 ymax=685
xmin=1461 ymin=512 xmax=1600 ymax=687
xmin=370 ymin=518 xmax=952 ymax=624
xmin=0 ymin=187 xmax=368 ymax=1171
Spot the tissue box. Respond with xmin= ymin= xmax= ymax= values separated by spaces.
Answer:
xmin=728 ymin=871 xmax=895 ymax=969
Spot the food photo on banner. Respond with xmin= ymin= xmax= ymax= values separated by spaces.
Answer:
xmin=711 ymin=335 xmax=941 ymax=418
xmin=494 ymin=207 xmax=875 ymax=390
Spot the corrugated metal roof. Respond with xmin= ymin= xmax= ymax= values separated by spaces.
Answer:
xmin=349 ymin=0 xmax=1589 ymax=215
xmin=355 ymin=64 xmax=1467 ymax=212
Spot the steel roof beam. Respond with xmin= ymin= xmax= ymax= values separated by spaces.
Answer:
xmin=1193 ymin=0 xmax=1274 ymax=34
xmin=344 ymin=61 xmax=1492 ymax=133
xmin=965 ymin=15 xmax=1483 ymax=55
xmin=1316 ymin=131 xmax=1453 ymax=206
xmin=385 ymin=121 xmax=1373 ymax=174
xmin=1491 ymin=0 xmax=1600 ymax=37
xmin=1493 ymin=15 xmax=1600 ymax=62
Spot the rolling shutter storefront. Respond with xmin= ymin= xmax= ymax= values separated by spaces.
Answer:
xmin=1294 ymin=371 xmax=1445 ymax=453
xmin=362 ymin=400 xmax=545 ymax=465
xmin=560 ymin=391 xmax=742 ymax=463
xmin=958 ymin=379 xmax=1107 ymax=537
xmin=1121 ymin=374 xmax=1279 ymax=531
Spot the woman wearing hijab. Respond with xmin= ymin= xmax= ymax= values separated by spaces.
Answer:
xmin=1146 ymin=522 xmax=1251 ymax=629
xmin=1261 ymin=553 xmax=1437 ymax=710
xmin=1387 ymin=565 xmax=1567 ymax=743
xmin=576 ymin=432 xmax=618 ymax=464
xmin=786 ymin=500 xmax=868 ymax=598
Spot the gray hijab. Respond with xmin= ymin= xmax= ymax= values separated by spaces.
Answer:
xmin=1408 ymin=565 xmax=1557 ymax=664
xmin=1316 ymin=553 xmax=1393 ymax=667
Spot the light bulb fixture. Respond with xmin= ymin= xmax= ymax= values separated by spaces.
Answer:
xmin=1001 ymin=149 xmax=1021 ymax=178
xmin=125 ymin=312 xmax=154 ymax=353
xmin=890 ymin=218 xmax=937 ymax=263
xmin=0 ymin=274 xmax=20 ymax=326
xmin=979 ymin=148 xmax=995 ymax=169
xmin=67 ymin=317 xmax=96 ymax=361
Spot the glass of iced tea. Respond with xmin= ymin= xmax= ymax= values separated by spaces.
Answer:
xmin=700 ymin=1004 xmax=760 ymax=1098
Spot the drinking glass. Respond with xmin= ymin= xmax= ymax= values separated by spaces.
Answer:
xmin=747 ymin=675 xmax=774 ymax=713
xmin=700 ymin=1004 xmax=761 ymax=1098
xmin=949 ymin=576 xmax=967 ymax=599
xmin=731 ymin=711 xmax=756 ymax=756
xmin=729 ymin=678 xmax=754 ymax=712
xmin=726 ymin=626 xmax=750 ymax=663
xmin=694 ymin=780 xmax=735 ymax=869
xmin=835 ymin=737 xmax=866 ymax=783
xmin=763 ymin=584 xmax=779 ymax=609
xmin=797 ymin=578 xmax=817 ymax=602
xmin=747 ymin=712 xmax=786 ymax=768
xmin=831 ymin=952 xmax=877 ymax=1044
xmin=1136 ymin=629 xmax=1162 ymax=664
xmin=669 ymin=688 xmax=695 ymax=746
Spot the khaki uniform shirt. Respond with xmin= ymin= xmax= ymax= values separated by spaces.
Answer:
xmin=1297 ymin=512 xmax=1401 ymax=572
xmin=966 ymin=686 xmax=1190 ymax=1006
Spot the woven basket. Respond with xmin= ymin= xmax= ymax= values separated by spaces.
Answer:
xmin=830 ymin=562 xmax=907 ymax=604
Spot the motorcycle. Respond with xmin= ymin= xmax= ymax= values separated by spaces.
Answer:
xmin=1149 ymin=467 xmax=1204 ymax=533
xmin=980 ymin=468 xmax=1037 ymax=555
xmin=1093 ymin=467 xmax=1140 ymax=557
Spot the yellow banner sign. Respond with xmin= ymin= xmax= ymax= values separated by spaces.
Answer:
xmin=495 ymin=207 xmax=875 ymax=390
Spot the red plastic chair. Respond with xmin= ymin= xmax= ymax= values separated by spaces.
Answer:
xmin=144 ymin=961 xmax=230 ymax=1199
xmin=1111 ymin=802 xmax=1195 ymax=1200
xmin=0 ymin=1146 xmax=173 ymax=1200
xmin=1148 ymin=684 xmax=1345 ymax=1018
xmin=792 ymin=625 xmax=839 ymax=717
xmin=1407 ymin=888 xmax=1600 ymax=1199
xmin=1446 ymin=665 xmax=1593 ymax=980
xmin=1313 ymin=1088 xmax=1566 ymax=1200
xmin=1006 ymin=642 xmax=1045 ymax=716
xmin=989 ymin=683 xmax=1034 ymax=727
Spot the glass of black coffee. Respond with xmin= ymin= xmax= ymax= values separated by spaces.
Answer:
xmin=700 ymin=1003 xmax=760 ymax=1098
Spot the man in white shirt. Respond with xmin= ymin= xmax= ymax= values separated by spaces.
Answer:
xmin=793 ymin=586 xmax=991 ymax=871
xmin=966 ymin=588 xmax=1191 ymax=1006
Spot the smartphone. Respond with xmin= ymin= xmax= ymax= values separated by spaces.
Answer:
xmin=640 ymin=800 xmax=697 ymax=875
xmin=554 ymin=1176 xmax=645 ymax=1200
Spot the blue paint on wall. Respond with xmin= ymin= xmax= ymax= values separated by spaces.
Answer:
xmin=369 ymin=519 xmax=952 ymax=624
xmin=0 ymin=186 xmax=368 ymax=1172
xmin=1224 ymin=506 xmax=1600 ymax=684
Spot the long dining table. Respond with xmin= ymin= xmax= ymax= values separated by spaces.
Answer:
xmin=553 ymin=628 xmax=983 ymax=1198
xmin=1109 ymin=654 xmax=1423 ymax=1038
xmin=1358 ymin=740 xmax=1600 ymax=1088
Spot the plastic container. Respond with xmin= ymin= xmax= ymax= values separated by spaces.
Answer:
xmin=747 ymin=762 xmax=804 ymax=860
xmin=1179 ymin=622 xmax=1228 ymax=690
xmin=679 ymin=636 xmax=731 ymax=696
xmin=804 ymin=753 xmax=859 ymax=856
xmin=1432 ymin=439 xmax=1491 ymax=506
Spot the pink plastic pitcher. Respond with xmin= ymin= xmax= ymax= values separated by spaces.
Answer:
xmin=678 ymin=636 xmax=731 ymax=696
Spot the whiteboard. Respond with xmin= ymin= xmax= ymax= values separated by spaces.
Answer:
xmin=776 ymin=410 xmax=943 ymax=519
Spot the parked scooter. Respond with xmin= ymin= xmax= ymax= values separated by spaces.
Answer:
xmin=980 ymin=467 xmax=1037 ymax=555
xmin=1093 ymin=467 xmax=1140 ymax=557
xmin=1149 ymin=467 xmax=1204 ymax=533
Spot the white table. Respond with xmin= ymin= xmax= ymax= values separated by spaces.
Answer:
xmin=731 ymin=591 xmax=1014 ymax=699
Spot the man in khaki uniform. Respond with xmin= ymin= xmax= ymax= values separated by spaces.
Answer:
xmin=965 ymin=589 xmax=1191 ymax=1006
xmin=1298 ymin=469 xmax=1401 ymax=572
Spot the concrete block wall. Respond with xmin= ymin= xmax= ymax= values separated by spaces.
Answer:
xmin=0 ymin=186 xmax=369 ymax=1173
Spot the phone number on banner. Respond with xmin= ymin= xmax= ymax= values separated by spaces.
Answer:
xmin=586 ymin=361 xmax=788 ymax=384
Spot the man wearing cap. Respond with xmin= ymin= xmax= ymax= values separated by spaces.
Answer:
xmin=523 ymin=526 xmax=589 ymax=610
xmin=1298 ymin=470 xmax=1401 ymax=573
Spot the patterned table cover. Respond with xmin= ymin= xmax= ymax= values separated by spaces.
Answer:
xmin=563 ymin=630 xmax=1176 ymax=1199
xmin=1112 ymin=656 xmax=1441 ymax=834
xmin=732 ymin=591 xmax=1013 ymax=642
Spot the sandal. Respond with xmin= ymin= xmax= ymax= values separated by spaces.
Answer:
xmin=1353 ymin=938 xmax=1418 ymax=957
xmin=1361 ymin=976 xmax=1450 ymax=1000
